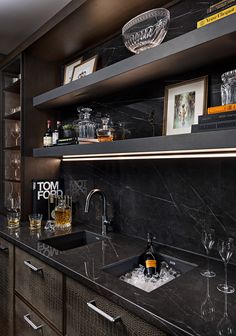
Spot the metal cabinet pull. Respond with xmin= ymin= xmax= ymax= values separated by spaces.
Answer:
xmin=24 ymin=260 xmax=43 ymax=272
xmin=87 ymin=300 xmax=120 ymax=323
xmin=0 ymin=245 xmax=8 ymax=253
xmin=24 ymin=314 xmax=44 ymax=330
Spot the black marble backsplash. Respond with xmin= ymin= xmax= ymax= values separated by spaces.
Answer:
xmin=61 ymin=0 xmax=236 ymax=263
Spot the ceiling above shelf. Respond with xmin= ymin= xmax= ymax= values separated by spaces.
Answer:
xmin=33 ymin=14 xmax=236 ymax=109
xmin=33 ymin=129 xmax=236 ymax=160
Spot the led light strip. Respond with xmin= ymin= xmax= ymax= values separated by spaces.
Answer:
xmin=62 ymin=152 xmax=236 ymax=161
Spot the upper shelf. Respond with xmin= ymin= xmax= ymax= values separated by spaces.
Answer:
xmin=33 ymin=14 xmax=236 ymax=109
xmin=33 ymin=129 xmax=236 ymax=158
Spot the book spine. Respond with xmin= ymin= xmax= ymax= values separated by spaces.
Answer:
xmin=207 ymin=0 xmax=236 ymax=14
xmin=192 ymin=120 xmax=236 ymax=133
xmin=197 ymin=5 xmax=236 ymax=28
xmin=199 ymin=112 xmax=236 ymax=123
xmin=207 ymin=104 xmax=236 ymax=114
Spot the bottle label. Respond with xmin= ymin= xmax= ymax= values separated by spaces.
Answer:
xmin=43 ymin=136 xmax=52 ymax=147
xmin=52 ymin=132 xmax=59 ymax=145
xmin=145 ymin=260 xmax=157 ymax=268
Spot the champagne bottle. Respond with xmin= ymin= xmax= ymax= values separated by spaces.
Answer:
xmin=43 ymin=120 xmax=53 ymax=147
xmin=144 ymin=233 xmax=157 ymax=277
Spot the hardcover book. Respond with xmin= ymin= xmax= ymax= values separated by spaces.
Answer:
xmin=192 ymin=120 xmax=236 ymax=133
xmin=207 ymin=0 xmax=236 ymax=14
xmin=207 ymin=103 xmax=236 ymax=114
xmin=32 ymin=179 xmax=64 ymax=219
xmin=197 ymin=5 xmax=236 ymax=28
xmin=199 ymin=111 xmax=236 ymax=124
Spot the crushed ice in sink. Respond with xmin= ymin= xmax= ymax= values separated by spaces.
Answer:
xmin=120 ymin=261 xmax=181 ymax=293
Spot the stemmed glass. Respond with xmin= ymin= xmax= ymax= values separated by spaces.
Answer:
xmin=217 ymin=238 xmax=234 ymax=294
xmin=217 ymin=293 xmax=235 ymax=335
xmin=10 ymin=157 xmax=20 ymax=180
xmin=201 ymin=228 xmax=216 ymax=277
xmin=11 ymin=123 xmax=21 ymax=146
xmin=201 ymin=277 xmax=215 ymax=322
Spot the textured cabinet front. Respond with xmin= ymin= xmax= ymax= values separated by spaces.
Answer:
xmin=15 ymin=296 xmax=59 ymax=336
xmin=15 ymin=247 xmax=63 ymax=332
xmin=66 ymin=277 xmax=167 ymax=336
xmin=0 ymin=237 xmax=13 ymax=336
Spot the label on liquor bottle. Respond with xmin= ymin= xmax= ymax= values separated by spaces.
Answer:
xmin=52 ymin=132 xmax=59 ymax=145
xmin=43 ymin=135 xmax=52 ymax=147
xmin=145 ymin=259 xmax=157 ymax=268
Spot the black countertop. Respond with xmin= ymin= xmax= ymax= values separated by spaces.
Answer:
xmin=0 ymin=218 xmax=236 ymax=336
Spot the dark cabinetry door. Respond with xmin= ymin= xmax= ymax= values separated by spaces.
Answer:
xmin=15 ymin=246 xmax=63 ymax=332
xmin=0 ymin=237 xmax=13 ymax=336
xmin=66 ymin=277 xmax=167 ymax=336
xmin=15 ymin=296 xmax=59 ymax=336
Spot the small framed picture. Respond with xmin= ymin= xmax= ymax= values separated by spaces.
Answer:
xmin=163 ymin=76 xmax=208 ymax=135
xmin=72 ymin=55 xmax=98 ymax=81
xmin=63 ymin=57 xmax=83 ymax=85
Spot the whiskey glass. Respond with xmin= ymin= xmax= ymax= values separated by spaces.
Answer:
xmin=201 ymin=228 xmax=216 ymax=278
xmin=217 ymin=238 xmax=234 ymax=294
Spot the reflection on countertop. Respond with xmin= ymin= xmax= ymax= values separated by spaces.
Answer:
xmin=0 ymin=218 xmax=236 ymax=336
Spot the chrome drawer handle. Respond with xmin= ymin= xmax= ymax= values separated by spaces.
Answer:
xmin=24 ymin=260 xmax=43 ymax=272
xmin=24 ymin=314 xmax=44 ymax=330
xmin=87 ymin=300 xmax=120 ymax=323
xmin=0 ymin=245 xmax=8 ymax=253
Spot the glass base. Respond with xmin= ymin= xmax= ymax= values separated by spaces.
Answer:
xmin=200 ymin=270 xmax=216 ymax=278
xmin=217 ymin=284 xmax=235 ymax=294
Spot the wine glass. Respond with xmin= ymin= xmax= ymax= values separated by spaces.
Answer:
xmin=201 ymin=277 xmax=215 ymax=322
xmin=11 ymin=123 xmax=21 ymax=146
xmin=217 ymin=238 xmax=234 ymax=294
xmin=10 ymin=156 xmax=20 ymax=180
xmin=217 ymin=293 xmax=235 ymax=335
xmin=201 ymin=228 xmax=216 ymax=277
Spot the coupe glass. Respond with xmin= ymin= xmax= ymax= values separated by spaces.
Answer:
xmin=201 ymin=228 xmax=216 ymax=277
xmin=217 ymin=238 xmax=234 ymax=294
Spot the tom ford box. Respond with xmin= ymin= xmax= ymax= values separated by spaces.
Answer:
xmin=32 ymin=179 xmax=64 ymax=219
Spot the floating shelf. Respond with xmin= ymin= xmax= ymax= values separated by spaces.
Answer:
xmin=4 ymin=80 xmax=20 ymax=94
xmin=33 ymin=129 xmax=236 ymax=159
xmin=4 ymin=110 xmax=21 ymax=120
xmin=33 ymin=15 xmax=236 ymax=109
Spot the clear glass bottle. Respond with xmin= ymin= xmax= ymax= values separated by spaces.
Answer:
xmin=221 ymin=70 xmax=236 ymax=105
xmin=96 ymin=117 xmax=114 ymax=142
xmin=54 ymin=198 xmax=71 ymax=230
xmin=78 ymin=108 xmax=96 ymax=139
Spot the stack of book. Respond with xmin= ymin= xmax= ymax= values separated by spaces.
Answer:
xmin=191 ymin=103 xmax=236 ymax=133
xmin=197 ymin=0 xmax=236 ymax=28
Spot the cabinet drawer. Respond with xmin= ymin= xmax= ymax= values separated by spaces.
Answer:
xmin=0 ymin=237 xmax=13 ymax=336
xmin=66 ymin=277 xmax=167 ymax=336
xmin=15 ymin=247 xmax=63 ymax=332
xmin=15 ymin=296 xmax=59 ymax=336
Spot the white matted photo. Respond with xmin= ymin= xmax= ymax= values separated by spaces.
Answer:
xmin=163 ymin=76 xmax=208 ymax=135
xmin=72 ymin=55 xmax=98 ymax=81
xmin=63 ymin=57 xmax=83 ymax=85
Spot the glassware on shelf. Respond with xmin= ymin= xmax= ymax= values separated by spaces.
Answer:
xmin=221 ymin=70 xmax=236 ymax=105
xmin=122 ymin=8 xmax=170 ymax=54
xmin=78 ymin=107 xmax=96 ymax=139
xmin=217 ymin=238 xmax=235 ymax=294
xmin=10 ymin=122 xmax=21 ymax=146
xmin=10 ymin=155 xmax=21 ymax=180
xmin=200 ymin=227 xmax=216 ymax=278
xmin=217 ymin=293 xmax=235 ymax=336
xmin=54 ymin=195 xmax=72 ymax=230
xmin=96 ymin=117 xmax=114 ymax=142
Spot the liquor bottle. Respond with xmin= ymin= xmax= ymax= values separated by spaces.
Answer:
xmin=144 ymin=233 xmax=157 ymax=277
xmin=96 ymin=117 xmax=114 ymax=142
xmin=78 ymin=108 xmax=96 ymax=139
xmin=54 ymin=197 xmax=72 ymax=230
xmin=43 ymin=120 xmax=53 ymax=147
xmin=52 ymin=121 xmax=63 ymax=145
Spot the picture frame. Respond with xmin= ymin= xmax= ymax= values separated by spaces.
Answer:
xmin=63 ymin=57 xmax=83 ymax=85
xmin=163 ymin=76 xmax=208 ymax=135
xmin=71 ymin=55 xmax=98 ymax=81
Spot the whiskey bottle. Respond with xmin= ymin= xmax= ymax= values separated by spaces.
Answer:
xmin=144 ymin=233 xmax=157 ymax=277
xmin=96 ymin=117 xmax=113 ymax=142
xmin=43 ymin=120 xmax=53 ymax=147
xmin=52 ymin=121 xmax=63 ymax=145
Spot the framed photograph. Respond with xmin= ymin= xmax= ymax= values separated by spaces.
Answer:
xmin=163 ymin=76 xmax=208 ymax=135
xmin=63 ymin=57 xmax=83 ymax=85
xmin=72 ymin=55 xmax=98 ymax=81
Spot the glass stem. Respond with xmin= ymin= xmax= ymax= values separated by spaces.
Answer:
xmin=206 ymin=248 xmax=210 ymax=272
xmin=224 ymin=262 xmax=228 ymax=289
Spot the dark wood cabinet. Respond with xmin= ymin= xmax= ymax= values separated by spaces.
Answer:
xmin=66 ymin=276 xmax=166 ymax=336
xmin=15 ymin=246 xmax=63 ymax=333
xmin=15 ymin=296 xmax=60 ymax=336
xmin=0 ymin=237 xmax=14 ymax=336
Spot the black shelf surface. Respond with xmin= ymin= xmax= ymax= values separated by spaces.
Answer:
xmin=33 ymin=14 xmax=236 ymax=109
xmin=4 ymin=80 xmax=20 ymax=93
xmin=4 ymin=110 xmax=21 ymax=120
xmin=4 ymin=179 xmax=21 ymax=183
xmin=33 ymin=129 xmax=236 ymax=158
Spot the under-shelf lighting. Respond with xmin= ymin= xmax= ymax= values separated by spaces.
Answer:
xmin=62 ymin=148 xmax=236 ymax=161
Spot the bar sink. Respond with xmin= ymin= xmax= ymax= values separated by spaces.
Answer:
xmin=40 ymin=230 xmax=105 ymax=251
xmin=103 ymin=253 xmax=197 ymax=292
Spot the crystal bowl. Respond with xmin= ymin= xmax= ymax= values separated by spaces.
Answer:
xmin=122 ymin=8 xmax=170 ymax=54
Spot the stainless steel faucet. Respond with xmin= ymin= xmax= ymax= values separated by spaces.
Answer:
xmin=84 ymin=189 xmax=110 ymax=236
